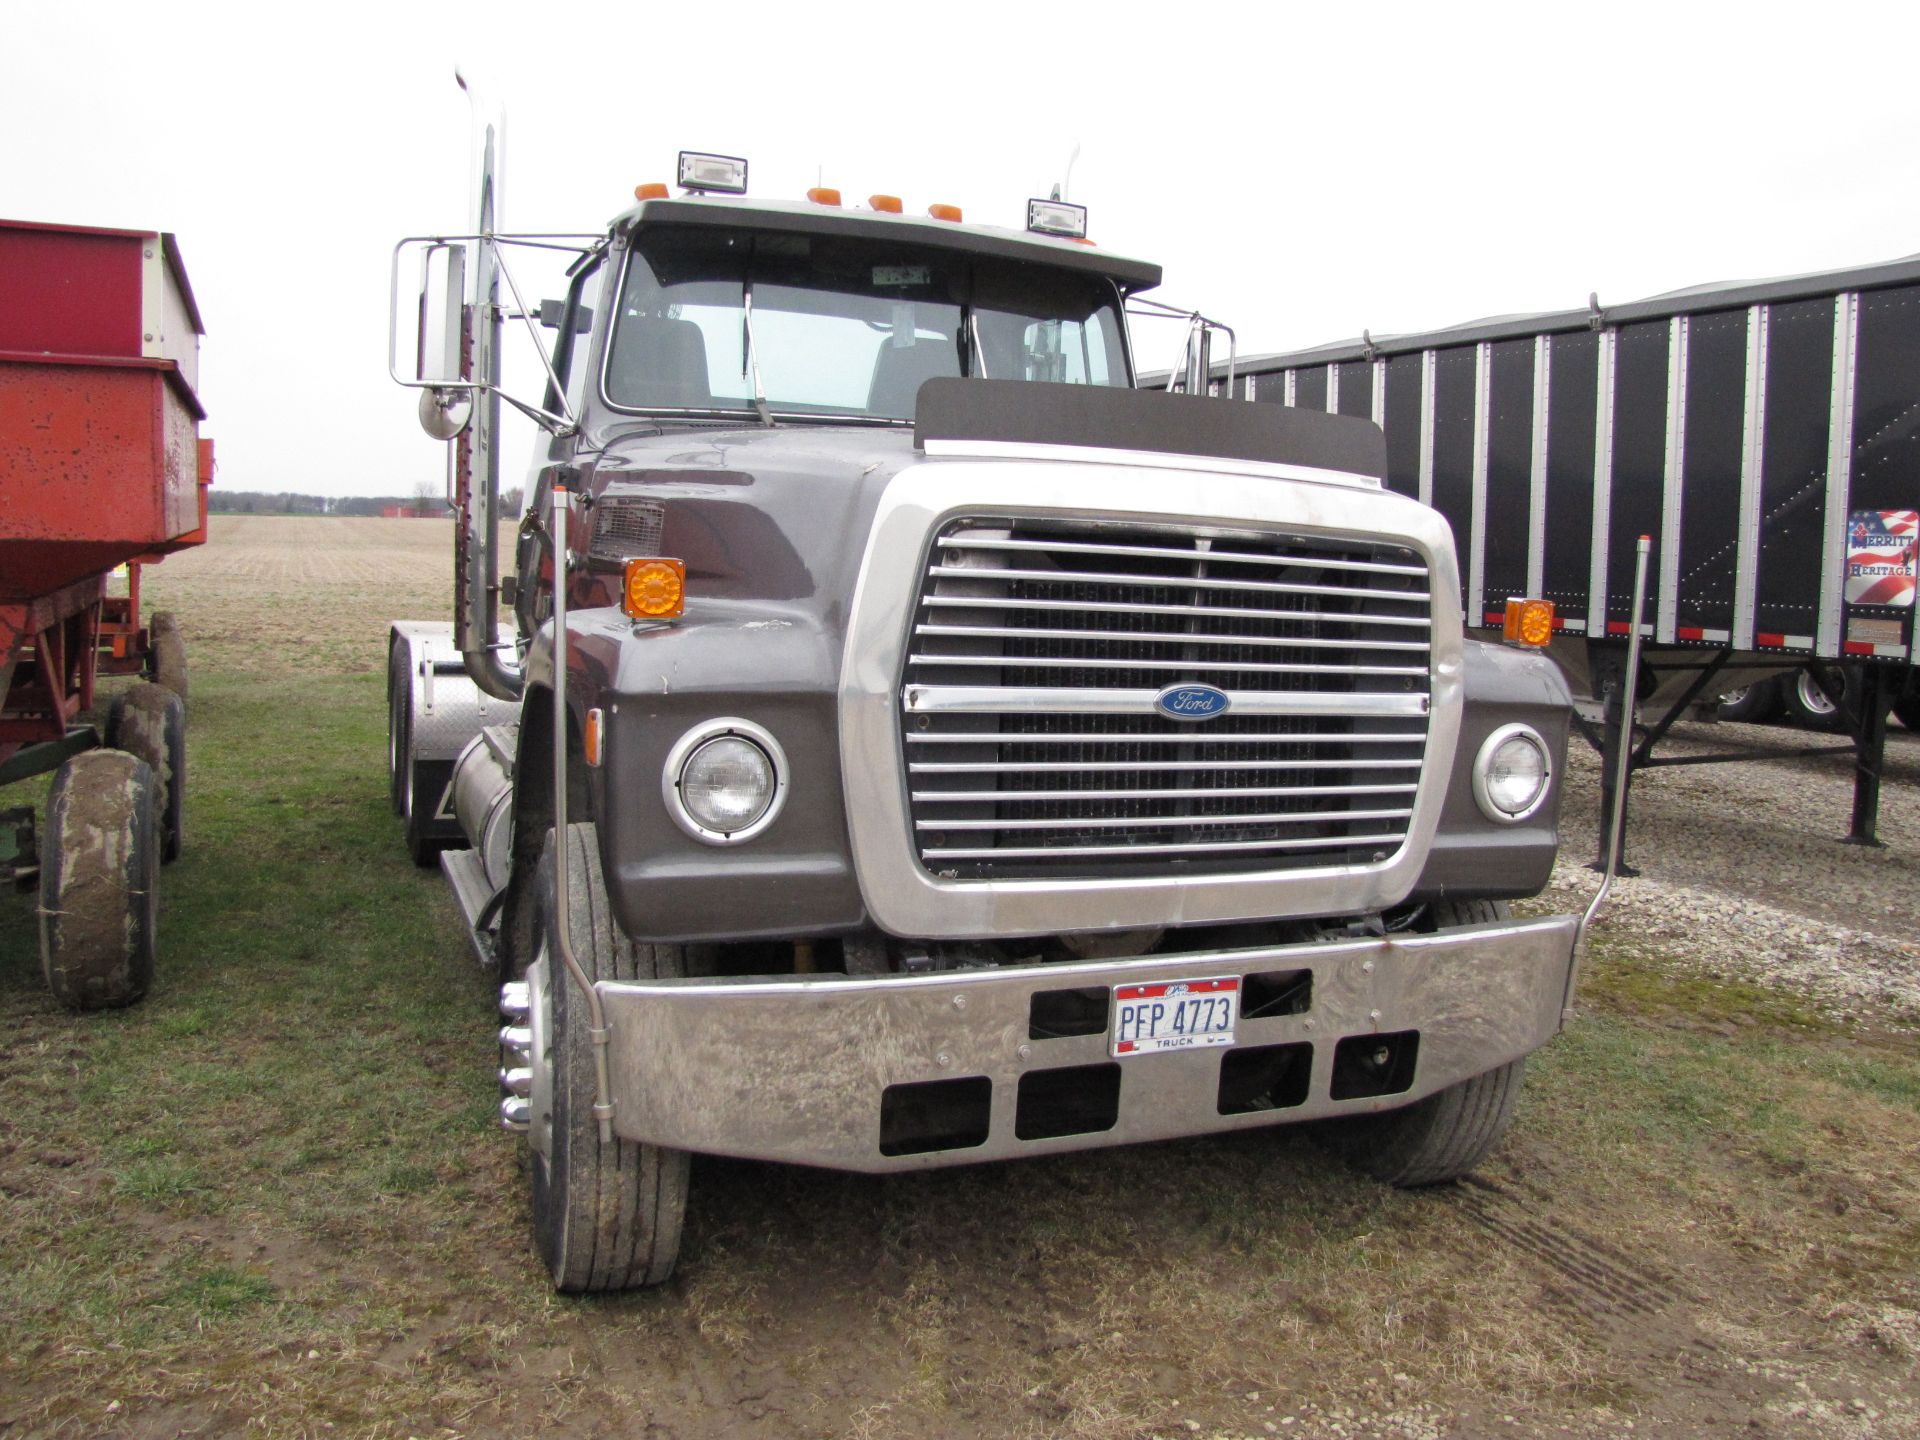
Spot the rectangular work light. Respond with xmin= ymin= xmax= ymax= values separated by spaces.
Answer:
xmin=678 ymin=151 xmax=749 ymax=194
xmin=1026 ymin=198 xmax=1088 ymax=238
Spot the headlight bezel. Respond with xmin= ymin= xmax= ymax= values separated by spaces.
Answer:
xmin=661 ymin=717 xmax=789 ymax=845
xmin=1471 ymin=722 xmax=1552 ymax=825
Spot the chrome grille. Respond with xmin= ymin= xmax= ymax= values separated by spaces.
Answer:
xmin=901 ymin=519 xmax=1433 ymax=879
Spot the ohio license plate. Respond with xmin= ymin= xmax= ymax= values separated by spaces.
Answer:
xmin=1112 ymin=976 xmax=1239 ymax=1056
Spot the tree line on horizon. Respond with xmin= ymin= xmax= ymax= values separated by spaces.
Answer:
xmin=208 ymin=488 xmax=523 ymax=517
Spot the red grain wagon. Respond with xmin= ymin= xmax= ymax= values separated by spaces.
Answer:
xmin=0 ymin=219 xmax=211 ymax=1009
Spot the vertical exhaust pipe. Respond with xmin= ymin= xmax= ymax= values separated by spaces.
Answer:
xmin=454 ymin=68 xmax=521 ymax=702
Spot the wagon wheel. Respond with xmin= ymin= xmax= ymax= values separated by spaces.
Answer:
xmin=39 ymin=749 xmax=160 ymax=1011
xmin=109 ymin=681 xmax=187 ymax=863
xmin=149 ymin=611 xmax=189 ymax=704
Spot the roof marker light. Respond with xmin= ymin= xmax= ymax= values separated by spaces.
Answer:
xmin=928 ymin=203 xmax=963 ymax=223
xmin=677 ymin=151 xmax=748 ymax=194
xmin=807 ymin=186 xmax=842 ymax=206
xmin=869 ymin=194 xmax=903 ymax=213
xmin=1026 ymin=198 xmax=1088 ymax=238
xmin=634 ymin=182 xmax=669 ymax=201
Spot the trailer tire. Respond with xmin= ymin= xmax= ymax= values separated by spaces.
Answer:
xmin=39 ymin=750 xmax=160 ymax=1011
xmin=1315 ymin=898 xmax=1525 ymax=1187
xmin=1895 ymin=694 xmax=1920 ymax=732
xmin=1784 ymin=665 xmax=1849 ymax=732
xmin=149 ymin=611 xmax=188 ymax=704
xmin=387 ymin=643 xmax=408 ymax=817
xmin=528 ymin=823 xmax=688 ymax=1292
xmin=109 ymin=682 xmax=186 ymax=864
xmin=1717 ymin=678 xmax=1782 ymax=724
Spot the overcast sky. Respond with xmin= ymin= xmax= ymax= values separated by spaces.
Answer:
xmin=7 ymin=1 xmax=1917 ymax=498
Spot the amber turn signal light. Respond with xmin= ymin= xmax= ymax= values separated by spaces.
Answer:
xmin=583 ymin=707 xmax=604 ymax=767
xmin=623 ymin=557 xmax=686 ymax=620
xmin=1503 ymin=597 xmax=1555 ymax=648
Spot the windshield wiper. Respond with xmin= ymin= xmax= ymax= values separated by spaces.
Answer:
xmin=962 ymin=304 xmax=989 ymax=380
xmin=741 ymin=275 xmax=774 ymax=427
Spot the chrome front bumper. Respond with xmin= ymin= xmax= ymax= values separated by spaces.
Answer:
xmin=594 ymin=914 xmax=1577 ymax=1173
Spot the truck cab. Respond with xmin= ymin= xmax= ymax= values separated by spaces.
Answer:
xmin=389 ymin=132 xmax=1581 ymax=1294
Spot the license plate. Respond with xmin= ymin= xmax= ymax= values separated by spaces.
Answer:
xmin=1112 ymin=976 xmax=1239 ymax=1056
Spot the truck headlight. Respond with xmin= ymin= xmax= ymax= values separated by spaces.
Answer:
xmin=663 ymin=718 xmax=789 ymax=844
xmin=1472 ymin=724 xmax=1551 ymax=824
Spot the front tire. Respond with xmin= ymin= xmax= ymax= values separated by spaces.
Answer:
xmin=1316 ymin=898 xmax=1526 ymax=1187
xmin=528 ymin=823 xmax=689 ymax=1292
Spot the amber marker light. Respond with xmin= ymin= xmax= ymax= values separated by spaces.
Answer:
xmin=807 ymin=186 xmax=842 ymax=206
xmin=583 ymin=708 xmax=604 ymax=767
xmin=1503 ymin=598 xmax=1555 ymax=649
xmin=623 ymin=557 xmax=687 ymax=620
xmin=927 ymin=203 xmax=963 ymax=222
xmin=634 ymin=182 xmax=669 ymax=201
xmin=869 ymin=194 xmax=903 ymax=213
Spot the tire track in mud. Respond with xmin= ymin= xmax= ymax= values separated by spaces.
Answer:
xmin=1450 ymin=1175 xmax=1686 ymax=1327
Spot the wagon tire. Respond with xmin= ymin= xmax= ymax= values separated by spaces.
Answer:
xmin=149 ymin=611 xmax=188 ymax=704
xmin=528 ymin=822 xmax=689 ymax=1292
xmin=109 ymin=682 xmax=186 ymax=863
xmin=1315 ymin=898 xmax=1525 ymax=1187
xmin=38 ymin=750 xmax=160 ymax=1011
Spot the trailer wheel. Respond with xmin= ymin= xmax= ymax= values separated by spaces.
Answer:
xmin=1315 ymin=898 xmax=1525 ymax=1187
xmin=149 ymin=611 xmax=188 ymax=704
xmin=527 ymin=822 xmax=688 ymax=1292
xmin=39 ymin=749 xmax=160 ymax=1011
xmin=387 ymin=643 xmax=408 ymax=817
xmin=1785 ymin=665 xmax=1849 ymax=732
xmin=1895 ymin=693 xmax=1920 ymax=732
xmin=1717 ymin=678 xmax=1782 ymax=724
xmin=109 ymin=682 xmax=186 ymax=863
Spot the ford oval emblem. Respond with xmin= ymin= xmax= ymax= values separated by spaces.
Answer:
xmin=1154 ymin=683 xmax=1232 ymax=721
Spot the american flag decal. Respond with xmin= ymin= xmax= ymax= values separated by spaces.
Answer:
xmin=1845 ymin=510 xmax=1919 ymax=608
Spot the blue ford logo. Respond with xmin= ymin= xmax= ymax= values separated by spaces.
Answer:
xmin=1154 ymin=683 xmax=1231 ymax=721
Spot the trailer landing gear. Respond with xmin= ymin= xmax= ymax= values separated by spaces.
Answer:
xmin=38 ymin=749 xmax=160 ymax=1011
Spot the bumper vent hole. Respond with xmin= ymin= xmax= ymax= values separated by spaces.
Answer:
xmin=1015 ymin=1063 xmax=1121 ymax=1141
xmin=1029 ymin=986 xmax=1110 ymax=1039
xmin=1241 ymin=968 xmax=1313 ymax=1018
xmin=1217 ymin=1041 xmax=1314 ymax=1115
xmin=1330 ymin=1030 xmax=1420 ymax=1100
xmin=879 ymin=1076 xmax=992 ymax=1156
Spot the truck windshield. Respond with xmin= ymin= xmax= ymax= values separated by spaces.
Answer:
xmin=603 ymin=224 xmax=1130 ymax=421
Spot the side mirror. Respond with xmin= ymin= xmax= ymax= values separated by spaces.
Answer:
xmin=417 ymin=243 xmax=466 ymax=384
xmin=538 ymin=299 xmax=594 ymax=334
xmin=414 ymin=243 xmax=472 ymax=439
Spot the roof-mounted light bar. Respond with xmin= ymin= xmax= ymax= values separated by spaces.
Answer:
xmin=1026 ymin=198 xmax=1088 ymax=238
xmin=678 ymin=151 xmax=748 ymax=194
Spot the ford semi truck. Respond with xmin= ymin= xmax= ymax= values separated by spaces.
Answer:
xmin=387 ymin=81 xmax=1583 ymax=1292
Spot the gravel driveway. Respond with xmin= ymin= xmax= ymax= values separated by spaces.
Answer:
xmin=1539 ymin=716 xmax=1920 ymax=1022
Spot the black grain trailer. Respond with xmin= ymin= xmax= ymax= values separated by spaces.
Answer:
xmin=1167 ymin=255 xmax=1920 ymax=860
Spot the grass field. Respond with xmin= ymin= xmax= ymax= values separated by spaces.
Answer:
xmin=1 ymin=516 xmax=1917 ymax=1439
